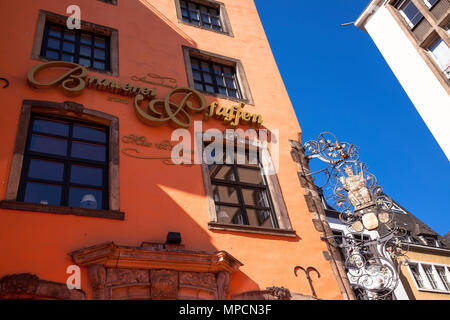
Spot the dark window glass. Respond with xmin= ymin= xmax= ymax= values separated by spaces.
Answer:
xmin=28 ymin=159 xmax=64 ymax=182
xmin=30 ymin=135 xmax=68 ymax=156
xmin=18 ymin=114 xmax=109 ymax=210
xmin=24 ymin=182 xmax=62 ymax=206
xmin=70 ymin=165 xmax=103 ymax=187
xmin=180 ymin=0 xmax=223 ymax=32
xmin=190 ymin=57 xmax=242 ymax=99
xmin=69 ymin=187 xmax=103 ymax=210
xmin=398 ymin=0 xmax=424 ymax=28
xmin=207 ymin=141 xmax=278 ymax=228
xmin=41 ymin=22 xmax=110 ymax=71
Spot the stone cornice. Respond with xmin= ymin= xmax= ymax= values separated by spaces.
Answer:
xmin=69 ymin=242 xmax=243 ymax=273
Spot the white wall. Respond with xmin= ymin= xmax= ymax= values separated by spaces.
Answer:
xmin=364 ymin=6 xmax=450 ymax=161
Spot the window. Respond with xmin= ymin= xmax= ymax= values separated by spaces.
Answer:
xmin=427 ymin=37 xmax=450 ymax=78
xmin=409 ymin=264 xmax=425 ymax=288
xmin=396 ymin=0 xmax=424 ymax=28
xmin=17 ymin=114 xmax=109 ymax=210
xmin=423 ymin=265 xmax=438 ymax=289
xmin=207 ymin=145 xmax=277 ymax=228
xmin=423 ymin=0 xmax=438 ymax=8
xmin=41 ymin=22 xmax=110 ymax=71
xmin=0 ymin=100 xmax=122 ymax=219
xmin=180 ymin=0 xmax=222 ymax=31
xmin=191 ymin=57 xmax=242 ymax=99
xmin=176 ymin=0 xmax=232 ymax=35
xmin=32 ymin=10 xmax=118 ymax=76
xmin=408 ymin=262 xmax=450 ymax=292
xmin=201 ymin=133 xmax=293 ymax=236
xmin=436 ymin=267 xmax=450 ymax=291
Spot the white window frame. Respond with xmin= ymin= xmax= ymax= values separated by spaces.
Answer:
xmin=406 ymin=260 xmax=450 ymax=293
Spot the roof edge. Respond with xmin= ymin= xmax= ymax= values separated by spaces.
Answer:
xmin=355 ymin=0 xmax=387 ymax=32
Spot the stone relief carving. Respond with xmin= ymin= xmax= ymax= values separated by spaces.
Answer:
xmin=216 ymin=271 xmax=230 ymax=300
xmin=339 ymin=165 xmax=372 ymax=210
xmin=150 ymin=269 xmax=178 ymax=299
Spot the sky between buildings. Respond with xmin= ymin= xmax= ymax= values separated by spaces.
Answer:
xmin=255 ymin=0 xmax=450 ymax=236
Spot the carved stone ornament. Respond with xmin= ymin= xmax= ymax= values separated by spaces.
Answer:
xmin=0 ymin=273 xmax=86 ymax=300
xmin=150 ymin=270 xmax=178 ymax=299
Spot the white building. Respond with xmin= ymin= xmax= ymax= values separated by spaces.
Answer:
xmin=355 ymin=0 xmax=450 ymax=160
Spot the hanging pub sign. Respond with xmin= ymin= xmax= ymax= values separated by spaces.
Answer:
xmin=26 ymin=61 xmax=263 ymax=129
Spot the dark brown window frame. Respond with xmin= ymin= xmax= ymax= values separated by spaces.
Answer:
xmin=197 ymin=132 xmax=295 ymax=237
xmin=0 ymin=100 xmax=123 ymax=220
xmin=182 ymin=46 xmax=254 ymax=105
xmin=174 ymin=0 xmax=233 ymax=37
xmin=31 ymin=10 xmax=119 ymax=76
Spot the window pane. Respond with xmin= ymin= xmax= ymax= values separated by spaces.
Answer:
xmin=80 ymin=34 xmax=92 ymax=45
xmin=63 ymin=41 xmax=75 ymax=53
xmin=73 ymin=125 xmax=106 ymax=143
xmin=93 ymin=61 xmax=106 ymax=70
xmin=246 ymin=208 xmax=273 ymax=228
xmin=28 ymin=159 xmax=64 ymax=182
xmin=47 ymin=38 xmax=60 ymax=50
xmin=45 ymin=49 xmax=59 ymax=60
xmin=216 ymin=76 xmax=225 ymax=86
xmin=71 ymin=141 xmax=106 ymax=162
xmin=33 ymin=119 xmax=69 ymax=136
xmin=194 ymin=82 xmax=203 ymax=91
xmin=212 ymin=184 xmax=239 ymax=204
xmin=94 ymin=37 xmax=106 ymax=49
xmin=205 ymin=84 xmax=214 ymax=93
xmin=94 ymin=48 xmax=105 ymax=60
xmin=215 ymin=204 xmax=243 ymax=225
xmin=191 ymin=59 xmax=200 ymax=70
xmin=423 ymin=265 xmax=438 ymax=289
xmin=62 ymin=54 xmax=74 ymax=62
xmin=209 ymin=165 xmax=235 ymax=180
xmin=225 ymin=78 xmax=236 ymax=89
xmin=237 ymin=167 xmax=264 ymax=185
xmin=213 ymin=65 xmax=222 ymax=75
xmin=200 ymin=62 xmax=210 ymax=72
xmin=69 ymin=187 xmax=103 ymax=210
xmin=410 ymin=265 xmax=424 ymax=288
xmin=428 ymin=38 xmax=450 ymax=73
xmin=80 ymin=45 xmax=91 ymax=57
xmin=401 ymin=1 xmax=423 ymax=27
xmin=218 ymin=87 xmax=227 ymax=95
xmin=70 ymin=165 xmax=103 ymax=186
xmin=24 ymin=182 xmax=61 ymax=206
xmin=241 ymin=188 xmax=270 ymax=207
xmin=48 ymin=26 xmax=61 ymax=38
xmin=228 ymin=89 xmax=238 ymax=98
xmin=30 ymin=135 xmax=67 ymax=156
xmin=203 ymin=73 xmax=213 ymax=84
xmin=193 ymin=70 xmax=202 ymax=81
xmin=63 ymin=30 xmax=75 ymax=41
xmin=79 ymin=57 xmax=91 ymax=67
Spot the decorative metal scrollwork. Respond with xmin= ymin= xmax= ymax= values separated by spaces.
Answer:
xmin=304 ymin=132 xmax=409 ymax=300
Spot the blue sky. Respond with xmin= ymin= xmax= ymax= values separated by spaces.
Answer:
xmin=255 ymin=1 xmax=450 ymax=236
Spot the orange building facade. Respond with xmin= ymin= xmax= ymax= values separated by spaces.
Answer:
xmin=0 ymin=0 xmax=348 ymax=300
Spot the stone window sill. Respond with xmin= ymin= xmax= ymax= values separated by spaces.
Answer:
xmin=208 ymin=222 xmax=297 ymax=238
xmin=0 ymin=200 xmax=124 ymax=220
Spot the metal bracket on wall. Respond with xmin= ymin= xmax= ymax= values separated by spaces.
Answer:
xmin=294 ymin=266 xmax=320 ymax=297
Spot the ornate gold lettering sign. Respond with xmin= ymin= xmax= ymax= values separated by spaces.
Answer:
xmin=26 ymin=61 xmax=263 ymax=129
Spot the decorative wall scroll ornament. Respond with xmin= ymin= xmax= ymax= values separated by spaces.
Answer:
xmin=107 ymin=96 xmax=129 ymax=104
xmin=293 ymin=266 xmax=320 ymax=297
xmin=134 ymin=87 xmax=207 ymax=128
xmin=303 ymin=132 xmax=409 ymax=300
xmin=26 ymin=61 xmax=263 ymax=129
xmin=121 ymin=134 xmax=193 ymax=165
xmin=0 ymin=77 xmax=9 ymax=88
xmin=131 ymin=73 xmax=177 ymax=89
